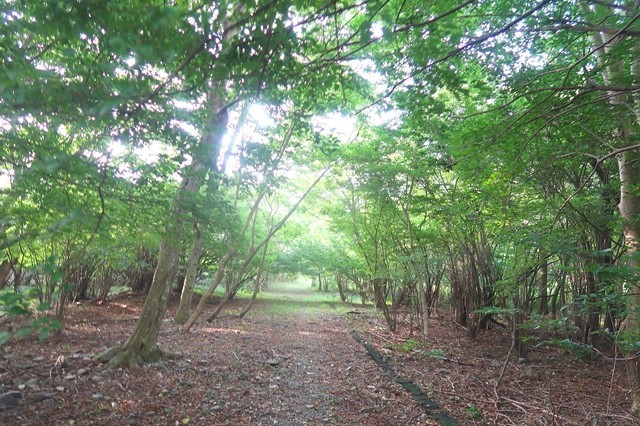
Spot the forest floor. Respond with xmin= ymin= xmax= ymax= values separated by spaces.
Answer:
xmin=0 ymin=280 xmax=637 ymax=425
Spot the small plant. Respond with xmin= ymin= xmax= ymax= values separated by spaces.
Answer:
xmin=536 ymin=339 xmax=601 ymax=362
xmin=108 ymin=285 xmax=131 ymax=296
xmin=465 ymin=403 xmax=482 ymax=420
xmin=422 ymin=349 xmax=445 ymax=359
xmin=384 ymin=339 xmax=427 ymax=353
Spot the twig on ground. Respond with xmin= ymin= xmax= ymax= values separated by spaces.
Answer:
xmin=365 ymin=330 xmax=400 ymax=345
xmin=445 ymin=375 xmax=456 ymax=391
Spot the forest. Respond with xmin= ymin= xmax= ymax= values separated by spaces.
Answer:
xmin=1 ymin=0 xmax=640 ymax=424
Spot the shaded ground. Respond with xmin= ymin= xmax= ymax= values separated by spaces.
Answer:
xmin=0 ymin=280 xmax=636 ymax=425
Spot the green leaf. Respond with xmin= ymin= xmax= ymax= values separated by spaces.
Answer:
xmin=15 ymin=327 xmax=32 ymax=338
xmin=423 ymin=349 xmax=445 ymax=359
xmin=37 ymin=301 xmax=52 ymax=312
xmin=0 ymin=331 xmax=10 ymax=346
xmin=38 ymin=326 xmax=51 ymax=341
xmin=6 ymin=305 xmax=30 ymax=316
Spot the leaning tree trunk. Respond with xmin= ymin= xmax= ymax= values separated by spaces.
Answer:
xmin=208 ymin=245 xmax=267 ymax=322
xmin=237 ymin=276 xmax=262 ymax=319
xmin=107 ymin=227 xmax=184 ymax=367
xmin=105 ymin=88 xmax=228 ymax=368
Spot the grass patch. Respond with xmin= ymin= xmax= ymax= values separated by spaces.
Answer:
xmin=257 ymin=278 xmax=348 ymax=317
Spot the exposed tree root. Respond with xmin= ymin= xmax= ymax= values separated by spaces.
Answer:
xmin=96 ymin=345 xmax=183 ymax=369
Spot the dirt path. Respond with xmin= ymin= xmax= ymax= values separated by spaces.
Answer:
xmin=1 ymin=280 xmax=436 ymax=425
xmin=186 ymin=281 xmax=437 ymax=425
xmin=3 ymin=280 xmax=632 ymax=425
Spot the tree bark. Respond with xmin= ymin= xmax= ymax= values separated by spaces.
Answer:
xmin=174 ymin=224 xmax=203 ymax=325
xmin=581 ymin=2 xmax=640 ymax=410
xmin=109 ymin=232 xmax=183 ymax=366
xmin=336 ymin=275 xmax=346 ymax=302
xmin=0 ymin=259 xmax=15 ymax=289
xmin=421 ymin=283 xmax=430 ymax=339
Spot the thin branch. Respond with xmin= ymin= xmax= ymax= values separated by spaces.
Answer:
xmin=393 ymin=0 xmax=476 ymax=33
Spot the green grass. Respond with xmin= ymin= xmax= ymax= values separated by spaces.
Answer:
xmin=255 ymin=277 xmax=348 ymax=317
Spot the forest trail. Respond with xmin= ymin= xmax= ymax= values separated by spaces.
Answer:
xmin=1 ymin=280 xmax=439 ymax=425
xmin=190 ymin=279 xmax=440 ymax=425
xmin=2 ymin=279 xmax=631 ymax=425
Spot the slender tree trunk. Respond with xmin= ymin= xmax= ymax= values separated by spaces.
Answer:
xmin=175 ymin=224 xmax=203 ymax=325
xmin=237 ymin=276 xmax=262 ymax=319
xmin=181 ymin=250 xmax=234 ymax=332
xmin=538 ymin=259 xmax=548 ymax=315
xmin=207 ymin=246 xmax=263 ymax=322
xmin=207 ymin=283 xmax=238 ymax=321
xmin=237 ymin=243 xmax=269 ymax=318
xmin=183 ymin=166 xmax=329 ymax=330
xmin=421 ymin=282 xmax=430 ymax=339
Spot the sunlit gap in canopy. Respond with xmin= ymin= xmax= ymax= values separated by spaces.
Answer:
xmin=346 ymin=58 xmax=404 ymax=130
xmin=218 ymin=103 xmax=276 ymax=175
xmin=0 ymin=171 xmax=12 ymax=189
xmin=104 ymin=139 xmax=181 ymax=183
xmin=311 ymin=113 xmax=358 ymax=143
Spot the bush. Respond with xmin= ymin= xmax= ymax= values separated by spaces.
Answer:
xmin=0 ymin=287 xmax=62 ymax=346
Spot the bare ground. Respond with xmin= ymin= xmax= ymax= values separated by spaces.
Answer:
xmin=0 ymin=280 xmax=636 ymax=425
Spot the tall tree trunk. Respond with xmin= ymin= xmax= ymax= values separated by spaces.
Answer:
xmin=618 ymin=149 xmax=640 ymax=414
xmin=175 ymin=224 xmax=203 ymax=325
xmin=538 ymin=259 xmax=548 ymax=316
xmin=582 ymin=1 xmax=640 ymax=409
xmin=106 ymin=89 xmax=228 ymax=368
xmin=336 ymin=275 xmax=346 ymax=302
xmin=107 ymin=230 xmax=183 ymax=367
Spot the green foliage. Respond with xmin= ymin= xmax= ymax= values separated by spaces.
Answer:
xmin=108 ymin=286 xmax=132 ymax=297
xmin=475 ymin=306 xmax=519 ymax=316
xmin=1 ymin=2 xmax=639 ymax=407
xmin=0 ymin=287 xmax=62 ymax=346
